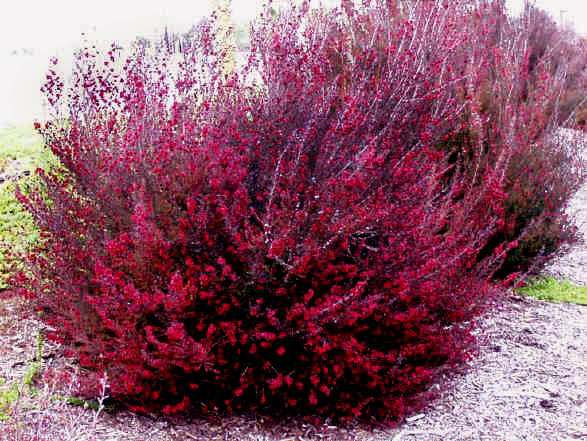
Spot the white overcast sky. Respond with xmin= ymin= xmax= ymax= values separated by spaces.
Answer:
xmin=0 ymin=0 xmax=585 ymax=125
xmin=1 ymin=0 xmax=585 ymax=54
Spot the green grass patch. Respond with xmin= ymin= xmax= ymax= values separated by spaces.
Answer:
xmin=0 ymin=330 xmax=44 ymax=420
xmin=64 ymin=396 xmax=115 ymax=412
xmin=0 ymin=125 xmax=48 ymax=171
xmin=0 ymin=379 xmax=20 ymax=421
xmin=0 ymin=181 xmax=40 ymax=289
xmin=0 ymin=125 xmax=55 ymax=290
xmin=517 ymin=276 xmax=587 ymax=305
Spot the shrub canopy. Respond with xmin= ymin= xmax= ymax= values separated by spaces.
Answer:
xmin=11 ymin=0 xmax=586 ymax=423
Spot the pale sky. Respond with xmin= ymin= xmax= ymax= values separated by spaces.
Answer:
xmin=1 ymin=0 xmax=581 ymax=54
xmin=0 ymin=0 xmax=585 ymax=125
xmin=2 ymin=0 xmax=227 ymax=54
xmin=508 ymin=0 xmax=586 ymax=33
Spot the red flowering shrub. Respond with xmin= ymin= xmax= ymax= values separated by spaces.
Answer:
xmin=10 ymin=0 xmax=585 ymax=423
xmin=466 ymin=2 xmax=586 ymax=275
xmin=322 ymin=1 xmax=586 ymax=277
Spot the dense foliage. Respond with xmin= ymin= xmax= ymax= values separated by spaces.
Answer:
xmin=10 ymin=0 xmax=585 ymax=423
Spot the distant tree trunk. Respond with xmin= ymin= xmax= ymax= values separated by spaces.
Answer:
xmin=213 ymin=0 xmax=235 ymax=76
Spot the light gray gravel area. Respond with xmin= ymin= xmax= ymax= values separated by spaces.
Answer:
xmin=388 ymin=294 xmax=587 ymax=441
xmin=543 ymin=129 xmax=587 ymax=285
